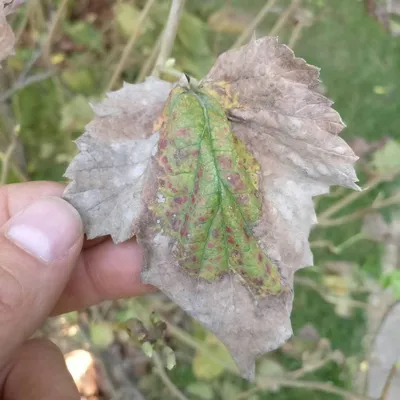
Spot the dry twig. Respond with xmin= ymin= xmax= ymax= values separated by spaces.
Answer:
xmin=317 ymin=169 xmax=400 ymax=225
xmin=0 ymin=125 xmax=19 ymax=184
xmin=232 ymin=0 xmax=278 ymax=48
xmin=268 ymin=0 xmax=302 ymax=36
xmin=152 ymin=0 xmax=186 ymax=77
xmin=106 ymin=0 xmax=158 ymax=91
xmin=136 ymin=31 xmax=162 ymax=83
xmin=236 ymin=378 xmax=373 ymax=400
xmin=152 ymin=351 xmax=188 ymax=400
xmin=42 ymin=0 xmax=70 ymax=64
xmin=379 ymin=363 xmax=398 ymax=400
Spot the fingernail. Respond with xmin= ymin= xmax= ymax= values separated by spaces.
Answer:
xmin=5 ymin=197 xmax=83 ymax=263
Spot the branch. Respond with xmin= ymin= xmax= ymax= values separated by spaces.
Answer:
xmin=152 ymin=351 xmax=188 ymax=400
xmin=289 ymin=351 xmax=342 ymax=379
xmin=380 ymin=363 xmax=398 ymax=400
xmin=166 ymin=321 xmax=237 ymax=374
xmin=232 ymin=0 xmax=278 ymax=48
xmin=236 ymin=378 xmax=374 ymax=400
xmin=0 ymin=125 xmax=19 ymax=184
xmin=0 ymin=71 xmax=55 ymax=103
xmin=136 ymin=30 xmax=162 ymax=82
xmin=310 ymin=232 xmax=367 ymax=254
xmin=42 ymin=0 xmax=70 ymax=64
xmin=268 ymin=0 xmax=302 ymax=36
xmin=288 ymin=21 xmax=304 ymax=48
xmin=318 ymin=192 xmax=400 ymax=227
xmin=168 ymin=319 xmax=370 ymax=400
xmin=152 ymin=0 xmax=186 ymax=77
xmin=294 ymin=276 xmax=370 ymax=310
xmin=106 ymin=0 xmax=157 ymax=91
xmin=317 ymin=170 xmax=400 ymax=222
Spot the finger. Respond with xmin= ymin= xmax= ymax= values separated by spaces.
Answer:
xmin=0 ymin=181 xmax=111 ymax=251
xmin=2 ymin=338 xmax=79 ymax=400
xmin=52 ymin=238 xmax=155 ymax=314
xmin=0 ymin=197 xmax=83 ymax=366
xmin=0 ymin=181 xmax=64 ymax=224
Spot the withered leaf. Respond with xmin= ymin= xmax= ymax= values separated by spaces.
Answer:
xmin=64 ymin=37 xmax=359 ymax=380
xmin=64 ymin=132 xmax=159 ymax=243
xmin=64 ymin=78 xmax=172 ymax=242
xmin=0 ymin=0 xmax=17 ymax=66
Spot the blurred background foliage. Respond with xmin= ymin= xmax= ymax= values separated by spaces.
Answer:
xmin=1 ymin=0 xmax=400 ymax=399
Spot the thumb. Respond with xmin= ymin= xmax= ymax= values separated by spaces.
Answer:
xmin=0 ymin=197 xmax=83 ymax=366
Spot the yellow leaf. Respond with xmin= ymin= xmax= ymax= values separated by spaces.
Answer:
xmin=192 ymin=333 xmax=236 ymax=380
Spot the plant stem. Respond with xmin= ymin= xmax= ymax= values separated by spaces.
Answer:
xmin=268 ymin=0 xmax=302 ymax=36
xmin=0 ymin=71 xmax=55 ymax=103
xmin=294 ymin=276 xmax=370 ymax=310
xmin=42 ymin=0 xmax=70 ymax=64
xmin=106 ymin=0 xmax=157 ymax=92
xmin=288 ymin=21 xmax=304 ymax=48
xmin=318 ymin=192 xmax=400 ymax=227
xmin=232 ymin=0 xmax=278 ymax=49
xmin=152 ymin=351 xmax=188 ymax=400
xmin=380 ymin=363 xmax=398 ymax=400
xmin=166 ymin=321 xmax=238 ymax=374
xmin=310 ymin=232 xmax=367 ymax=254
xmin=236 ymin=378 xmax=373 ymax=400
xmin=152 ymin=0 xmax=185 ymax=77
xmin=136 ymin=31 xmax=162 ymax=82
xmin=317 ymin=170 xmax=400 ymax=222
xmin=0 ymin=125 xmax=19 ymax=184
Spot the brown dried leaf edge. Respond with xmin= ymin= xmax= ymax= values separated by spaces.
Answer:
xmin=0 ymin=0 xmax=25 ymax=66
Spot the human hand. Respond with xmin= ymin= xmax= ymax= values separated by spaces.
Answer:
xmin=0 ymin=181 xmax=153 ymax=399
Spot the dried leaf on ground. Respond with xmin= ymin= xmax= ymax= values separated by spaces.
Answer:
xmin=64 ymin=37 xmax=359 ymax=380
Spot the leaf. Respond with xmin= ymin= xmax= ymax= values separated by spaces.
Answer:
xmin=371 ymin=139 xmax=400 ymax=172
xmin=381 ymin=270 xmax=400 ymax=299
xmin=186 ymin=382 xmax=214 ymax=400
xmin=63 ymin=21 xmax=104 ymax=52
xmin=208 ymin=7 xmax=252 ymax=34
xmin=219 ymin=380 xmax=241 ymax=400
xmin=150 ymin=85 xmax=281 ymax=294
xmin=0 ymin=0 xmax=19 ymax=66
xmin=63 ymin=38 xmax=359 ymax=380
xmin=192 ymin=333 xmax=236 ymax=380
xmin=89 ymin=321 xmax=114 ymax=349
xmin=61 ymin=95 xmax=94 ymax=132
xmin=177 ymin=12 xmax=210 ymax=56
xmin=115 ymin=2 xmax=153 ymax=38
xmin=63 ymin=78 xmax=172 ymax=242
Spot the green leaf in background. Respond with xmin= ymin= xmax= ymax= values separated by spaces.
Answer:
xmin=381 ymin=270 xmax=400 ymax=299
xmin=61 ymin=68 xmax=96 ymax=95
xmin=89 ymin=321 xmax=114 ymax=349
xmin=219 ymin=380 xmax=242 ymax=400
xmin=141 ymin=341 xmax=154 ymax=358
xmin=176 ymin=11 xmax=214 ymax=77
xmin=152 ymin=85 xmax=281 ymax=295
xmin=162 ymin=346 xmax=176 ymax=370
xmin=207 ymin=7 xmax=251 ymax=34
xmin=192 ymin=333 xmax=236 ymax=380
xmin=256 ymin=358 xmax=286 ymax=383
xmin=371 ymin=139 xmax=400 ymax=172
xmin=61 ymin=95 xmax=94 ymax=133
xmin=63 ymin=21 xmax=104 ymax=52
xmin=115 ymin=2 xmax=153 ymax=38
xmin=186 ymin=382 xmax=214 ymax=400
xmin=178 ymin=12 xmax=210 ymax=55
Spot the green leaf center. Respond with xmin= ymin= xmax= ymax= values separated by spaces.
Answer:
xmin=151 ymin=86 xmax=281 ymax=296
